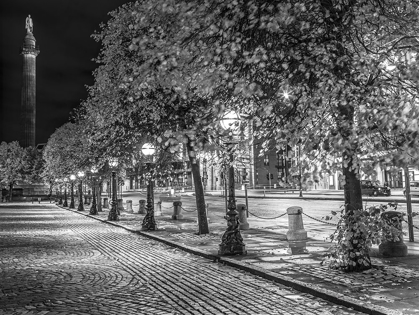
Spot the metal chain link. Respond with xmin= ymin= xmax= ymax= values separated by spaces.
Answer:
xmin=402 ymin=218 xmax=419 ymax=231
xmin=247 ymin=210 xmax=288 ymax=220
xmin=302 ymin=212 xmax=338 ymax=226
xmin=180 ymin=206 xmax=197 ymax=213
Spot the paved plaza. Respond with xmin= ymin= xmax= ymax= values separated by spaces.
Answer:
xmin=0 ymin=203 xmax=362 ymax=315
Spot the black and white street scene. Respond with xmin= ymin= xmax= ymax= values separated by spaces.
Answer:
xmin=1 ymin=1 xmax=419 ymax=314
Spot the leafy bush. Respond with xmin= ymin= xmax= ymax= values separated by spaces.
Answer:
xmin=323 ymin=203 xmax=404 ymax=272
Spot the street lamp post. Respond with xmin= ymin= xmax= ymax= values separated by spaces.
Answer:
xmin=90 ymin=167 xmax=98 ymax=215
xmin=108 ymin=159 xmax=119 ymax=221
xmin=55 ymin=179 xmax=63 ymax=205
xmin=141 ymin=143 xmax=157 ymax=231
xmin=218 ymin=111 xmax=246 ymax=255
xmin=63 ymin=177 xmax=68 ymax=207
xmin=69 ymin=174 xmax=76 ymax=209
xmin=77 ymin=171 xmax=85 ymax=211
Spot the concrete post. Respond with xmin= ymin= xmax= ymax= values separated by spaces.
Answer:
xmin=126 ymin=200 xmax=133 ymax=213
xmin=379 ymin=211 xmax=408 ymax=257
xmin=103 ymin=197 xmax=109 ymax=209
xmin=97 ymin=198 xmax=102 ymax=212
xmin=155 ymin=201 xmax=162 ymax=216
xmin=139 ymin=200 xmax=146 ymax=214
xmin=286 ymin=206 xmax=307 ymax=241
xmin=171 ymin=201 xmax=183 ymax=220
xmin=206 ymin=203 xmax=210 ymax=223
xmin=117 ymin=199 xmax=124 ymax=211
xmin=237 ymin=204 xmax=249 ymax=230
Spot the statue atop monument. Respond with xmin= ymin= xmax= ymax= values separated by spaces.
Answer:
xmin=25 ymin=15 xmax=33 ymax=34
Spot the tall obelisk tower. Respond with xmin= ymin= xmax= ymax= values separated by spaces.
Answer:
xmin=20 ymin=15 xmax=40 ymax=148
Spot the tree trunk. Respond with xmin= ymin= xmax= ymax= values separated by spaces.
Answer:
xmin=9 ymin=183 xmax=13 ymax=202
xmin=342 ymin=154 xmax=363 ymax=212
xmin=186 ymin=140 xmax=209 ymax=234
xmin=97 ymin=181 xmax=103 ymax=212
xmin=338 ymin=105 xmax=369 ymax=271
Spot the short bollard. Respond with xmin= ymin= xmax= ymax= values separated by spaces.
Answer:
xmin=97 ymin=198 xmax=102 ymax=212
xmin=206 ymin=203 xmax=210 ymax=223
xmin=139 ymin=200 xmax=146 ymax=214
xmin=379 ymin=211 xmax=408 ymax=257
xmin=103 ymin=198 xmax=109 ymax=209
xmin=126 ymin=200 xmax=133 ymax=213
xmin=155 ymin=201 xmax=162 ymax=216
xmin=286 ymin=206 xmax=307 ymax=241
xmin=171 ymin=201 xmax=183 ymax=220
xmin=237 ymin=204 xmax=249 ymax=230
xmin=117 ymin=199 xmax=124 ymax=211
xmin=38 ymin=197 xmax=41 ymax=204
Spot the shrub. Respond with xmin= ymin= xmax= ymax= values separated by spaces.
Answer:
xmin=323 ymin=203 xmax=404 ymax=272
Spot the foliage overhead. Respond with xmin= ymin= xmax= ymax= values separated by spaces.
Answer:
xmin=0 ymin=141 xmax=28 ymax=188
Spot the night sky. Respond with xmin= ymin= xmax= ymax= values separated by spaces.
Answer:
xmin=0 ymin=0 xmax=129 ymax=145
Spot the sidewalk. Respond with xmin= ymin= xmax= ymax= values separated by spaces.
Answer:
xmin=58 ymin=195 xmax=419 ymax=315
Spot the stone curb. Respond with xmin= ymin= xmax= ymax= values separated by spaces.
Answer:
xmin=59 ymin=205 xmax=401 ymax=315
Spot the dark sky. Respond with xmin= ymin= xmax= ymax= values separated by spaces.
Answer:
xmin=0 ymin=0 xmax=129 ymax=145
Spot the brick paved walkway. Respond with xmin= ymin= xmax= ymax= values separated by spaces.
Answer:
xmin=0 ymin=203 xmax=361 ymax=315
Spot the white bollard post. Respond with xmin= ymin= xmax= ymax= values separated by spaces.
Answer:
xmin=237 ymin=204 xmax=249 ymax=230
xmin=171 ymin=201 xmax=183 ymax=219
xmin=286 ymin=206 xmax=307 ymax=241
xmin=139 ymin=200 xmax=146 ymax=214
xmin=117 ymin=199 xmax=124 ymax=211
xmin=126 ymin=200 xmax=133 ymax=213
xmin=155 ymin=201 xmax=162 ymax=216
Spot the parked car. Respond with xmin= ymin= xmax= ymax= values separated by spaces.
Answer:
xmin=403 ymin=180 xmax=419 ymax=196
xmin=360 ymin=180 xmax=391 ymax=196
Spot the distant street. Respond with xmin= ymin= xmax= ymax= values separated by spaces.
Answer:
xmin=0 ymin=203 xmax=361 ymax=315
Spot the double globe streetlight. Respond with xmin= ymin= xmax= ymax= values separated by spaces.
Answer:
xmin=218 ymin=110 xmax=246 ymax=255
xmin=69 ymin=174 xmax=76 ymax=209
xmin=141 ymin=143 xmax=157 ymax=231
xmin=63 ymin=177 xmax=69 ymax=207
xmin=89 ymin=166 xmax=98 ymax=215
xmin=108 ymin=159 xmax=119 ymax=221
xmin=77 ymin=171 xmax=85 ymax=211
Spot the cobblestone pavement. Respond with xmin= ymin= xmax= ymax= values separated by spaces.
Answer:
xmin=75 ymin=195 xmax=419 ymax=315
xmin=0 ymin=204 xmax=362 ymax=315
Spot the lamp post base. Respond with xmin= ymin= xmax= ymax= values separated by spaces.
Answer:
xmin=89 ymin=204 xmax=98 ymax=215
xmin=108 ymin=202 xmax=119 ymax=221
xmin=141 ymin=208 xmax=157 ymax=231
xmin=77 ymin=203 xmax=84 ymax=211
xmin=141 ymin=179 xmax=157 ymax=231
xmin=218 ymin=243 xmax=247 ymax=256
xmin=218 ymin=209 xmax=247 ymax=255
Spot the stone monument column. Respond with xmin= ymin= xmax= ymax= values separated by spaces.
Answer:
xmin=20 ymin=15 xmax=39 ymax=148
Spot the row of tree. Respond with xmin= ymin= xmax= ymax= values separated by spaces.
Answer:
xmin=0 ymin=142 xmax=43 ymax=200
xmin=12 ymin=0 xmax=419 ymax=272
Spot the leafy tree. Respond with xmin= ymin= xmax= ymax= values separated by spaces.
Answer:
xmin=0 ymin=141 xmax=27 ymax=201
xmin=81 ymin=1 xmax=237 ymax=234
xmin=79 ymin=0 xmax=419 ymax=267
xmin=146 ymin=0 xmax=419 ymax=270
xmin=42 ymin=122 xmax=91 ymax=184
xmin=24 ymin=147 xmax=44 ymax=184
